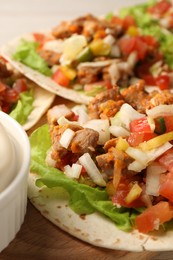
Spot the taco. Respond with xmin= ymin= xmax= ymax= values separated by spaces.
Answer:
xmin=1 ymin=0 xmax=173 ymax=105
xmin=28 ymin=81 xmax=173 ymax=251
xmin=0 ymin=57 xmax=55 ymax=130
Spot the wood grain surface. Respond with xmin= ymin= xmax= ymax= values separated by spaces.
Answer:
xmin=0 ymin=96 xmax=173 ymax=260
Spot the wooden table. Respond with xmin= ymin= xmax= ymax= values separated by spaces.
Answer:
xmin=1 ymin=0 xmax=173 ymax=259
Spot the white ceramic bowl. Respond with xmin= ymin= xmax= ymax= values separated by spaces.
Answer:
xmin=0 ymin=111 xmax=30 ymax=252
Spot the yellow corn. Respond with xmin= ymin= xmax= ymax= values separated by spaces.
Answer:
xmin=90 ymin=39 xmax=110 ymax=56
xmin=125 ymin=183 xmax=142 ymax=204
xmin=126 ymin=26 xmax=139 ymax=36
xmin=60 ymin=66 xmax=77 ymax=80
xmin=139 ymin=131 xmax=173 ymax=151
xmin=116 ymin=137 xmax=129 ymax=151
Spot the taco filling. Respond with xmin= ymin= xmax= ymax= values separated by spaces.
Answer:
xmin=11 ymin=1 xmax=173 ymax=99
xmin=30 ymin=79 xmax=173 ymax=234
xmin=0 ymin=57 xmax=34 ymax=124
xmin=0 ymin=57 xmax=55 ymax=130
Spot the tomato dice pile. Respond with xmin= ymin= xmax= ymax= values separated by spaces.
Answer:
xmin=0 ymin=61 xmax=29 ymax=113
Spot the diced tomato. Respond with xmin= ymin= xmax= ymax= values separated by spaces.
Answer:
xmin=155 ymin=75 xmax=170 ymax=90
xmin=130 ymin=117 xmax=152 ymax=133
xmin=118 ymin=36 xmax=148 ymax=60
xmin=164 ymin=115 xmax=173 ymax=132
xmin=169 ymin=13 xmax=173 ymax=28
xmin=142 ymin=74 xmax=156 ymax=85
xmin=13 ymin=78 xmax=28 ymax=93
xmin=4 ymin=88 xmax=19 ymax=103
xmin=111 ymin=16 xmax=124 ymax=27
xmin=147 ymin=0 xmax=171 ymax=16
xmin=112 ymin=178 xmax=145 ymax=208
xmin=69 ymin=111 xmax=79 ymax=121
xmin=52 ymin=69 xmax=70 ymax=87
xmin=140 ymin=35 xmax=158 ymax=48
xmin=33 ymin=33 xmax=47 ymax=46
xmin=0 ymin=82 xmax=7 ymax=93
xmin=135 ymin=51 xmax=163 ymax=82
xmin=1 ymin=102 xmax=11 ymax=113
xmin=159 ymin=171 xmax=173 ymax=201
xmin=80 ymin=166 xmax=87 ymax=175
xmin=123 ymin=15 xmax=136 ymax=30
xmin=135 ymin=201 xmax=173 ymax=233
xmin=158 ymin=148 xmax=173 ymax=172
xmin=128 ymin=132 xmax=156 ymax=147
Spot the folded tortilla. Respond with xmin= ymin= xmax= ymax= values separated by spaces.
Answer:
xmin=28 ymin=172 xmax=173 ymax=252
xmin=22 ymin=82 xmax=55 ymax=130
xmin=0 ymin=57 xmax=55 ymax=131
xmin=0 ymin=35 xmax=92 ymax=105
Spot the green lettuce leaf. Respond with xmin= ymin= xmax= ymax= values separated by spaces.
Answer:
xmin=30 ymin=124 xmax=140 ymax=231
xmin=13 ymin=40 xmax=52 ymax=76
xmin=119 ymin=0 xmax=156 ymax=28
xmin=120 ymin=1 xmax=173 ymax=69
xmin=10 ymin=89 xmax=34 ymax=125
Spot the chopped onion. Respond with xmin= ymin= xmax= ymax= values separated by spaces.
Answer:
xmin=146 ymin=162 xmax=167 ymax=196
xmin=103 ymin=35 xmax=115 ymax=46
xmin=58 ymin=116 xmax=79 ymax=126
xmin=72 ymin=105 xmax=89 ymax=125
xmin=127 ymin=51 xmax=138 ymax=69
xmin=145 ymin=86 xmax=161 ymax=93
xmin=147 ymin=142 xmax=173 ymax=161
xmin=43 ymin=39 xmax=64 ymax=53
xmin=126 ymin=147 xmax=149 ymax=163
xmin=108 ymin=62 xmax=120 ymax=85
xmin=77 ymin=59 xmax=119 ymax=69
xmin=59 ymin=128 xmax=75 ymax=149
xmin=128 ymin=160 xmax=146 ymax=172
xmin=119 ymin=103 xmax=144 ymax=129
xmin=146 ymin=104 xmax=173 ymax=118
xmin=83 ymin=119 xmax=110 ymax=145
xmin=45 ymin=148 xmax=56 ymax=167
xmin=64 ymin=163 xmax=82 ymax=179
xmin=78 ymin=153 xmax=106 ymax=187
xmin=47 ymin=105 xmax=72 ymax=124
xmin=109 ymin=125 xmax=130 ymax=137
xmin=127 ymin=142 xmax=172 ymax=172
xmin=110 ymin=45 xmax=121 ymax=57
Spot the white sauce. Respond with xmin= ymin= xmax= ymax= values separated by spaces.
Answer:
xmin=0 ymin=123 xmax=17 ymax=192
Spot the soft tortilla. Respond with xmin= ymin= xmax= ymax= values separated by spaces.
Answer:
xmin=0 ymin=35 xmax=92 ymax=105
xmin=28 ymin=172 xmax=173 ymax=252
xmin=22 ymin=82 xmax=55 ymax=130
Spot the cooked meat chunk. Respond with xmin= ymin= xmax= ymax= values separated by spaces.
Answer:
xmin=88 ymin=86 xmax=124 ymax=119
xmin=52 ymin=15 xmax=97 ymax=39
xmin=99 ymin=99 xmax=124 ymax=119
xmin=121 ymin=80 xmax=150 ymax=113
xmin=0 ymin=61 xmax=12 ymax=78
xmin=70 ymin=128 xmax=99 ymax=154
xmin=77 ymin=66 xmax=102 ymax=85
xmin=52 ymin=21 xmax=78 ymax=39
xmin=96 ymin=147 xmax=134 ymax=176
xmin=51 ymin=124 xmax=82 ymax=144
xmin=122 ymin=80 xmax=173 ymax=113
xmin=38 ymin=49 xmax=61 ymax=66
xmin=103 ymin=138 xmax=118 ymax=151
xmin=147 ymin=90 xmax=173 ymax=109
xmin=50 ymin=124 xmax=83 ymax=170
xmin=52 ymin=14 xmax=122 ymax=40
